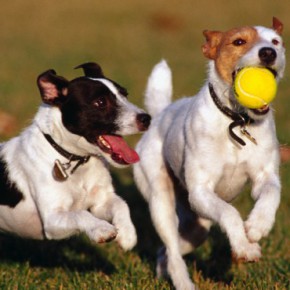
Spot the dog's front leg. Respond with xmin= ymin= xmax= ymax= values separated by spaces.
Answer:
xmin=90 ymin=195 xmax=137 ymax=251
xmin=43 ymin=210 xmax=117 ymax=243
xmin=188 ymin=187 xmax=261 ymax=261
xmin=245 ymin=173 xmax=281 ymax=243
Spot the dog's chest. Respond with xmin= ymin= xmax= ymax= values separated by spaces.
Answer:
xmin=63 ymin=160 xmax=113 ymax=210
xmin=215 ymin=160 xmax=248 ymax=201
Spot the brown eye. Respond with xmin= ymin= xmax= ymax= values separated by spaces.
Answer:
xmin=272 ymin=39 xmax=279 ymax=45
xmin=232 ymin=38 xmax=246 ymax=46
xmin=94 ymin=96 xmax=107 ymax=109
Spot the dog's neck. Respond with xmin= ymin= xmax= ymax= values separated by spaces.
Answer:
xmin=35 ymin=105 xmax=98 ymax=157
xmin=207 ymin=61 xmax=233 ymax=106
xmin=208 ymin=82 xmax=256 ymax=146
xmin=42 ymin=132 xmax=91 ymax=181
xmin=206 ymin=61 xmax=260 ymax=146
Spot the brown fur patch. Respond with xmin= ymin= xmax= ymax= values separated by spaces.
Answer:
xmin=272 ymin=17 xmax=283 ymax=35
xmin=203 ymin=26 xmax=259 ymax=84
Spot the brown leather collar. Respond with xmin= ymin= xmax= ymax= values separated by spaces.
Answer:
xmin=43 ymin=133 xmax=90 ymax=180
xmin=208 ymin=83 xmax=256 ymax=146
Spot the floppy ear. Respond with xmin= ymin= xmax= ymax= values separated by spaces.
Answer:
xmin=202 ymin=30 xmax=223 ymax=60
xmin=75 ymin=62 xmax=105 ymax=78
xmin=37 ymin=70 xmax=69 ymax=106
xmin=272 ymin=17 xmax=283 ymax=35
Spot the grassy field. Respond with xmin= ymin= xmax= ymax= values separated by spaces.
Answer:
xmin=0 ymin=0 xmax=289 ymax=289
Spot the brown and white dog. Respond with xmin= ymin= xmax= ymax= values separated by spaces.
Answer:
xmin=0 ymin=63 xmax=151 ymax=253
xmin=134 ymin=18 xmax=285 ymax=289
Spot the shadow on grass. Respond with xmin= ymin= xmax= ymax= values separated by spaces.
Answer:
xmin=0 ymin=171 xmax=233 ymax=284
xmin=0 ymin=234 xmax=116 ymax=274
xmin=111 ymin=172 xmax=162 ymax=260
xmin=113 ymin=172 xmax=234 ymax=285
xmin=193 ymin=226 xmax=233 ymax=284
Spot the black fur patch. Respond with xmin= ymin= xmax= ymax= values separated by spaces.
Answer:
xmin=60 ymin=77 xmax=120 ymax=143
xmin=0 ymin=156 xmax=24 ymax=207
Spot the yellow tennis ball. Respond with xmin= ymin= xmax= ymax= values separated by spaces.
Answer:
xmin=234 ymin=67 xmax=277 ymax=109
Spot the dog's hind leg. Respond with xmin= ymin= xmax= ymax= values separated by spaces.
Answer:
xmin=178 ymin=213 xmax=212 ymax=257
xmin=152 ymin=181 xmax=195 ymax=289
xmin=156 ymin=214 xmax=210 ymax=288
xmin=135 ymin=165 xmax=196 ymax=290
xmin=134 ymin=129 xmax=196 ymax=289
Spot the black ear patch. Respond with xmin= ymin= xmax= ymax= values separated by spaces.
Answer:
xmin=37 ymin=70 xmax=69 ymax=106
xmin=75 ymin=62 xmax=128 ymax=97
xmin=75 ymin=62 xmax=105 ymax=78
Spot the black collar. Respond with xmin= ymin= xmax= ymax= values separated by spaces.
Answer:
xmin=43 ymin=133 xmax=90 ymax=180
xmin=208 ymin=83 xmax=256 ymax=146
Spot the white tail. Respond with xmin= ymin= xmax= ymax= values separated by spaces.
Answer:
xmin=144 ymin=60 xmax=173 ymax=117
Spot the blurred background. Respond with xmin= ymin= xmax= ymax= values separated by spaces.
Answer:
xmin=0 ymin=1 xmax=289 ymax=289
xmin=0 ymin=0 xmax=289 ymax=141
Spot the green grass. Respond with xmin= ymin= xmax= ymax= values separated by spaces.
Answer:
xmin=0 ymin=0 xmax=289 ymax=289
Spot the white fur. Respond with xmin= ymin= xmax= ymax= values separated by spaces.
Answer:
xmin=144 ymin=59 xmax=173 ymax=117
xmin=0 ymin=88 xmax=141 ymax=252
xmin=91 ymin=77 xmax=147 ymax=138
xmin=134 ymin=26 xmax=285 ymax=290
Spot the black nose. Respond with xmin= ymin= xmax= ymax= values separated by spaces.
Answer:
xmin=136 ymin=113 xmax=151 ymax=131
xmin=259 ymin=47 xmax=277 ymax=65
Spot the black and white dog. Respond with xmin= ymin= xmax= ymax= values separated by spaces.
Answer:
xmin=0 ymin=62 xmax=150 ymax=251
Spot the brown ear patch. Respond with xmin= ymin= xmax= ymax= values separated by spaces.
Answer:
xmin=202 ymin=30 xmax=223 ymax=60
xmin=272 ymin=17 xmax=283 ymax=35
xmin=204 ymin=26 xmax=258 ymax=84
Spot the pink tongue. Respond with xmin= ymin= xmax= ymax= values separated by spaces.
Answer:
xmin=102 ymin=135 xmax=140 ymax=164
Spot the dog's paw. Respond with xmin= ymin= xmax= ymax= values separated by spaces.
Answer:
xmin=156 ymin=247 xmax=196 ymax=290
xmin=232 ymin=241 xmax=261 ymax=262
xmin=87 ymin=221 xmax=117 ymax=244
xmin=115 ymin=223 xmax=137 ymax=251
xmin=244 ymin=218 xmax=273 ymax=243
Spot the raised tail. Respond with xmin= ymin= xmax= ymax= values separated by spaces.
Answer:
xmin=144 ymin=60 xmax=173 ymax=117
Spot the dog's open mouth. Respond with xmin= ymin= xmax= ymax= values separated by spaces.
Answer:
xmin=251 ymin=104 xmax=270 ymax=115
xmin=97 ymin=135 xmax=140 ymax=165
